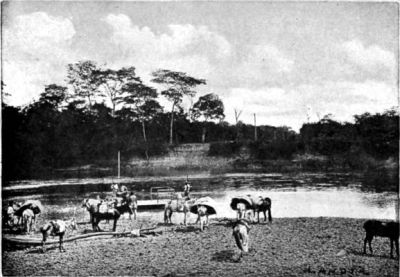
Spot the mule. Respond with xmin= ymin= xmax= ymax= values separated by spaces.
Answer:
xmin=363 ymin=220 xmax=399 ymax=258
xmin=164 ymin=199 xmax=194 ymax=225
xmin=40 ymin=218 xmax=77 ymax=252
xmin=232 ymin=219 xmax=251 ymax=260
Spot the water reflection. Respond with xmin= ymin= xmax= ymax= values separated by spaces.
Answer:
xmin=3 ymin=173 xmax=398 ymax=220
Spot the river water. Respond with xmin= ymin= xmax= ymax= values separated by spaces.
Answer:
xmin=3 ymin=173 xmax=398 ymax=221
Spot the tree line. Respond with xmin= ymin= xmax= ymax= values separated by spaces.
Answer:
xmin=2 ymin=61 xmax=398 ymax=181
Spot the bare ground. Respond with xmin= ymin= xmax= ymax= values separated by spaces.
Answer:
xmin=2 ymin=217 xmax=399 ymax=277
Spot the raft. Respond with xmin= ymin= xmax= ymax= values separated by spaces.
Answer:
xmin=3 ymin=225 xmax=159 ymax=248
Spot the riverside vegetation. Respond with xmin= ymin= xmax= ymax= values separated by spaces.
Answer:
xmin=1 ymin=61 xmax=398 ymax=193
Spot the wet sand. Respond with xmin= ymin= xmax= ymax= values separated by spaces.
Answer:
xmin=2 ymin=217 xmax=399 ymax=276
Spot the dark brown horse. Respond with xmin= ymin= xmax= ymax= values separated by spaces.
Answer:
xmin=84 ymin=200 xmax=132 ymax=232
xmin=251 ymin=197 xmax=272 ymax=223
xmin=363 ymin=220 xmax=399 ymax=258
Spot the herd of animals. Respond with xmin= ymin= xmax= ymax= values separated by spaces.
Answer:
xmin=3 ymin=183 xmax=399 ymax=260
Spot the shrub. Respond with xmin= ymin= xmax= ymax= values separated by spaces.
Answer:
xmin=208 ymin=141 xmax=243 ymax=157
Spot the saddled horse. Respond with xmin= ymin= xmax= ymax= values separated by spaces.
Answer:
xmin=83 ymin=199 xmax=133 ymax=232
xmin=40 ymin=218 xmax=77 ymax=252
xmin=164 ymin=198 xmax=195 ymax=225
xmin=236 ymin=203 xmax=247 ymax=220
xmin=195 ymin=205 xmax=209 ymax=231
xmin=111 ymin=184 xmax=138 ymax=220
xmin=251 ymin=197 xmax=272 ymax=223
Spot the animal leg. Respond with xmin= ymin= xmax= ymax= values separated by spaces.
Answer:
xmin=242 ymin=232 xmax=249 ymax=253
xmin=268 ymin=208 xmax=272 ymax=222
xmin=368 ymin=236 xmax=373 ymax=254
xmin=42 ymin=235 xmax=47 ymax=253
xmin=113 ymin=219 xmax=118 ymax=232
xmin=200 ymin=217 xmax=204 ymax=231
xmin=390 ymin=239 xmax=394 ymax=258
xmin=59 ymin=234 xmax=65 ymax=252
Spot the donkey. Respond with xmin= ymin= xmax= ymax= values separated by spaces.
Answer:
xmin=232 ymin=218 xmax=251 ymax=260
xmin=40 ymin=218 xmax=77 ymax=252
xmin=363 ymin=220 xmax=399 ymax=258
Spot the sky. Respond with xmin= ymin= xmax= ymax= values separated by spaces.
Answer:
xmin=2 ymin=1 xmax=399 ymax=131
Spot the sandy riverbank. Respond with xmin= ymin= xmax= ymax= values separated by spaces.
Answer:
xmin=2 ymin=217 xmax=399 ymax=276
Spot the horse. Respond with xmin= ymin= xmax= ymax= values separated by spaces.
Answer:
xmin=81 ymin=198 xmax=101 ymax=227
xmin=84 ymin=200 xmax=132 ymax=232
xmin=40 ymin=218 xmax=77 ymax=252
xmin=363 ymin=220 xmax=399 ymax=258
xmin=110 ymin=184 xmax=137 ymax=220
xmin=164 ymin=198 xmax=194 ymax=225
xmin=236 ymin=203 xmax=247 ymax=220
xmin=195 ymin=205 xmax=209 ymax=231
xmin=232 ymin=219 xmax=251 ymax=260
xmin=250 ymin=196 xmax=272 ymax=223
xmin=22 ymin=209 xmax=35 ymax=234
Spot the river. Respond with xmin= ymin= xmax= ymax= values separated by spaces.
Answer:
xmin=3 ymin=172 xmax=398 ymax=221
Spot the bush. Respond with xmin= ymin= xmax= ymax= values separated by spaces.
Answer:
xmin=249 ymin=140 xmax=297 ymax=160
xmin=208 ymin=141 xmax=243 ymax=157
xmin=125 ymin=140 xmax=169 ymax=159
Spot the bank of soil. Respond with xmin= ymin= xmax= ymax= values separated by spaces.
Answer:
xmin=2 ymin=217 xmax=399 ymax=276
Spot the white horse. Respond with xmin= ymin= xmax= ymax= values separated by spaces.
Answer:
xmin=40 ymin=218 xmax=77 ymax=252
xmin=22 ymin=209 xmax=35 ymax=233
xmin=195 ymin=205 xmax=209 ymax=231
xmin=236 ymin=203 xmax=251 ymax=220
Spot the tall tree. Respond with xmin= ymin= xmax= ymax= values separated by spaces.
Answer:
xmin=119 ymin=82 xmax=162 ymax=159
xmin=67 ymin=60 xmax=99 ymax=111
xmin=94 ymin=67 xmax=140 ymax=116
xmin=151 ymin=69 xmax=206 ymax=145
xmin=191 ymin=93 xmax=225 ymax=143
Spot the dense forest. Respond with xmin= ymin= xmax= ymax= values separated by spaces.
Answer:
xmin=2 ymin=61 xmax=399 ymax=184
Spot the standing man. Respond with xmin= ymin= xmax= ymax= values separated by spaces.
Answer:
xmin=183 ymin=180 xmax=192 ymax=199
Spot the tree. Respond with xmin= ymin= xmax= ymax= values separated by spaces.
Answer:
xmin=40 ymin=84 xmax=68 ymax=108
xmin=151 ymin=69 xmax=206 ymax=145
xmin=119 ymin=82 xmax=162 ymax=159
xmin=67 ymin=60 xmax=99 ymax=111
xmin=191 ymin=93 xmax=225 ymax=143
xmin=94 ymin=67 xmax=140 ymax=116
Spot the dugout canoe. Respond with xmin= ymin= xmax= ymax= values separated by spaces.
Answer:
xmin=3 ymin=225 xmax=158 ymax=248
